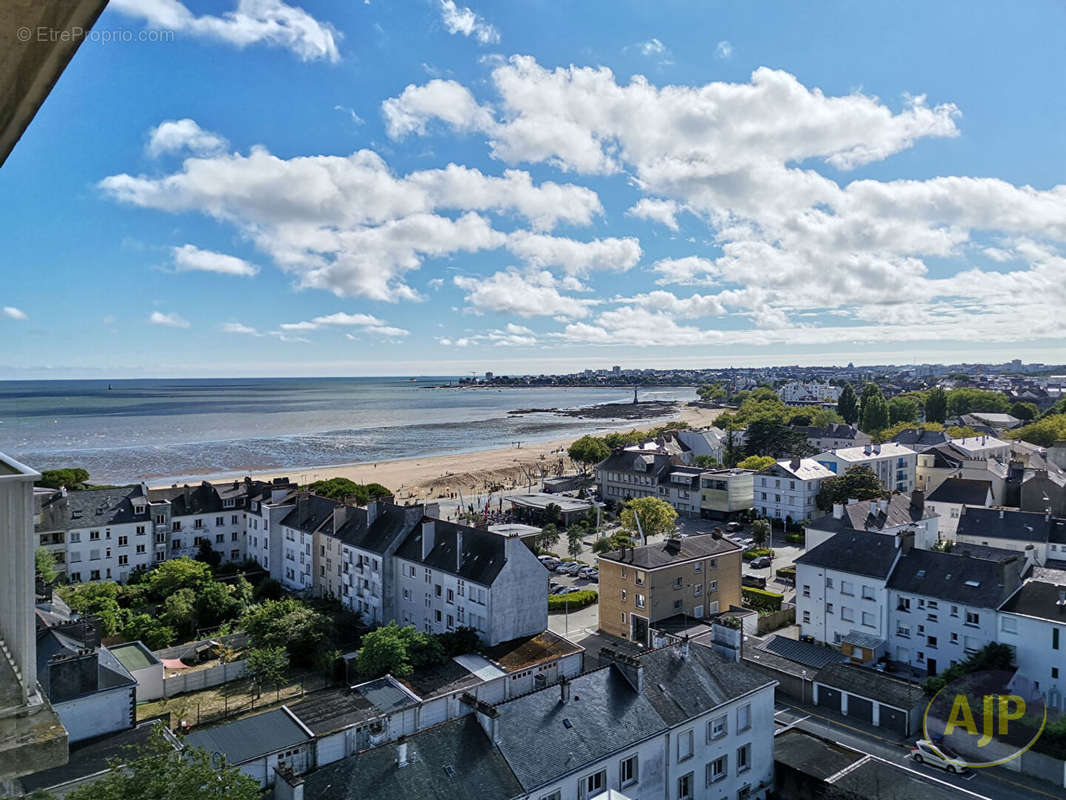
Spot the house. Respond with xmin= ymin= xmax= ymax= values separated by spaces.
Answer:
xmin=804 ymin=492 xmax=939 ymax=551
xmin=596 ymin=449 xmax=676 ymax=505
xmin=815 ymin=443 xmax=918 ymax=493
xmin=916 ymin=441 xmax=1010 ymax=498
xmin=889 ymin=428 xmax=951 ymax=453
xmin=754 ymin=458 xmax=836 ymax=523
xmin=393 ymin=518 xmax=548 ymax=645
xmin=777 ymin=381 xmax=842 ymax=405
xmin=109 ymin=641 xmax=164 ymax=703
xmin=792 ymin=424 xmax=871 ymax=452
xmin=676 ymin=427 xmax=734 ymax=464
xmin=597 ymin=533 xmax=743 ymax=645
xmin=183 ymin=705 xmax=314 ymax=789
xmin=1020 ymin=469 xmax=1066 ymax=517
xmin=657 ymin=466 xmax=706 ymax=516
xmin=924 ymin=478 xmax=994 ymax=538
xmin=955 ymin=507 xmax=1066 ymax=566
xmin=886 ymin=548 xmax=1025 ymax=676
xmin=947 ymin=435 xmax=1012 ymax=461
xmin=699 ymin=468 xmax=755 ymax=519
xmin=997 ymin=580 xmax=1066 ymax=712
xmin=795 ymin=530 xmax=904 ymax=648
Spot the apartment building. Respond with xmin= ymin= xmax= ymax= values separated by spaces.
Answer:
xmin=597 ymin=533 xmax=742 ymax=645
xmin=792 ymin=424 xmax=870 ymax=452
xmin=699 ymin=468 xmax=755 ymax=519
xmin=816 ymin=443 xmax=918 ymax=493
xmin=302 ymin=640 xmax=777 ymax=800
xmin=755 ymin=458 xmax=835 ymax=523
xmin=923 ymin=478 xmax=993 ymax=538
xmin=804 ymin=492 xmax=939 ymax=551
xmin=778 ymin=381 xmax=841 ymax=405
xmin=955 ymin=507 xmax=1066 ymax=566
xmin=998 ymin=580 xmax=1066 ymax=712
xmin=596 ymin=448 xmax=675 ymax=503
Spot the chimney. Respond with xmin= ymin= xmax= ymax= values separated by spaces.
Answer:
xmin=332 ymin=505 xmax=348 ymax=532
xmin=600 ymin=649 xmax=644 ymax=693
xmin=183 ymin=484 xmax=191 ymax=504
xmin=679 ymin=634 xmax=690 ymax=660
xmin=60 ymin=485 xmax=67 ymax=498
xmin=911 ymin=489 xmax=925 ymax=510
xmin=896 ymin=530 xmax=915 ymax=554
xmin=48 ymin=650 xmax=98 ymax=702
xmin=864 ymin=445 xmax=872 ymax=455
xmin=397 ymin=738 xmax=409 ymax=767
xmin=366 ymin=499 xmax=381 ymax=526
xmin=273 ymin=765 xmax=304 ymax=800
xmin=999 ymin=509 xmax=1005 ymax=519
xmin=421 ymin=520 xmax=436 ymax=559
xmin=832 ymin=503 xmax=844 ymax=520
xmin=847 ymin=497 xmax=859 ymax=505
xmin=559 ymin=676 xmax=572 ymax=704
xmin=456 ymin=530 xmax=463 ymax=573
xmin=998 ymin=556 xmax=1022 ymax=597
xmin=790 ymin=456 xmax=800 ymax=471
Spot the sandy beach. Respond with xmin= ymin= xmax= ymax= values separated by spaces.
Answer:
xmin=161 ymin=405 xmax=724 ymax=503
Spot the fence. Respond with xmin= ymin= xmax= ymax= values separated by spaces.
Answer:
xmin=153 ymin=632 xmax=250 ymax=662
xmin=164 ymin=659 xmax=249 ymax=698
xmin=170 ymin=672 xmax=335 ymax=728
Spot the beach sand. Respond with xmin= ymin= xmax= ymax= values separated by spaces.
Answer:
xmin=156 ymin=405 xmax=724 ymax=503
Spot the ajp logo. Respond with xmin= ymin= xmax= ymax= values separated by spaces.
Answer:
xmin=923 ymin=669 xmax=1046 ymax=768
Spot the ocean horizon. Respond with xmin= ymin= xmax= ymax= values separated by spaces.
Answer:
xmin=0 ymin=377 xmax=694 ymax=484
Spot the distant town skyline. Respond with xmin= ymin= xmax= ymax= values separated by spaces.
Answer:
xmin=3 ymin=1 xmax=1066 ymax=379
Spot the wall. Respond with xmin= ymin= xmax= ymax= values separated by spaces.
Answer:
xmin=485 ymin=537 xmax=550 ymax=645
xmin=55 ymin=686 xmax=134 ymax=743
xmin=997 ymin=611 xmax=1066 ymax=712
xmin=797 ymin=565 xmax=892 ymax=647
xmin=526 ymin=732 xmax=666 ymax=800
xmin=887 ymin=591 xmax=997 ymax=673
xmin=128 ymin=662 xmax=164 ymax=702
xmin=163 ymin=660 xmax=248 ymax=697
xmin=756 ymin=606 xmax=796 ymax=635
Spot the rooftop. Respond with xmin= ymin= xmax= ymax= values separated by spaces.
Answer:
xmin=1000 ymin=580 xmax=1066 ymax=624
xmin=764 ymin=458 xmax=835 ymax=481
xmin=814 ymin=663 xmax=926 ymax=710
xmin=182 ymin=706 xmax=312 ymax=765
xmin=795 ymin=530 xmax=901 ymax=579
xmin=808 ymin=493 xmax=934 ymax=535
xmin=481 ymin=631 xmax=583 ymax=674
xmin=820 ymin=442 xmax=916 ymax=461
xmin=956 ymin=506 xmax=1061 ymax=543
xmin=109 ymin=641 xmax=160 ymax=673
xmin=597 ymin=532 xmax=741 ymax=570
xmin=888 ymin=548 xmax=1025 ymax=608
xmin=507 ymin=493 xmax=593 ymax=513
xmin=395 ymin=519 xmax=510 ymax=586
xmin=756 ymin=634 xmax=848 ymax=670
xmin=926 ymin=478 xmax=993 ymax=506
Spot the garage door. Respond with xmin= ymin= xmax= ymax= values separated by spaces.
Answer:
xmin=816 ymin=685 xmax=841 ymax=713
xmin=846 ymin=695 xmax=873 ymax=723
xmin=878 ymin=705 xmax=909 ymax=737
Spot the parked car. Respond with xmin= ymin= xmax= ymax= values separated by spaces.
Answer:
xmin=561 ymin=562 xmax=583 ymax=576
xmin=560 ymin=586 xmax=583 ymax=595
xmin=749 ymin=555 xmax=772 ymax=569
xmin=726 ymin=521 xmax=742 ymax=532
xmin=551 ymin=585 xmax=572 ymax=595
xmin=578 ymin=566 xmax=598 ymax=579
xmin=911 ymin=740 xmax=967 ymax=774
xmin=741 ymin=574 xmax=767 ymax=589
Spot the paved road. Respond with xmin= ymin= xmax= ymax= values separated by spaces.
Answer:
xmin=775 ymin=701 xmax=1065 ymax=800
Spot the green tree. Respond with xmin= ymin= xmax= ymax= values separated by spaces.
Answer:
xmin=808 ymin=407 xmax=845 ymax=428
xmin=737 ymin=455 xmax=776 ymax=471
xmin=194 ymin=581 xmax=238 ymax=628
xmin=246 ymin=646 xmax=289 ymax=698
xmin=888 ymin=395 xmax=920 ymax=426
xmin=307 ymin=477 xmax=392 ymax=503
xmin=231 ymin=573 xmax=255 ymax=613
xmin=620 ymin=496 xmax=677 ymax=541
xmin=63 ymin=722 xmax=259 ymax=800
xmin=1010 ymin=401 xmax=1039 ymax=421
xmin=240 ymin=598 xmax=331 ymax=664
xmin=745 ymin=420 xmax=813 ymax=458
xmin=815 ymin=465 xmax=889 ymax=512
xmin=859 ymin=386 xmax=890 ymax=434
xmin=35 ymin=467 xmax=90 ymax=490
xmin=946 ymin=388 xmax=1010 ymax=417
xmin=693 ymin=455 xmax=720 ymax=468
xmin=567 ymin=526 xmax=584 ymax=559
xmin=162 ymin=588 xmax=197 ymax=639
xmin=354 ymin=623 xmax=446 ymax=679
xmin=195 ymin=539 xmax=222 ymax=570
xmin=567 ymin=435 xmax=610 ymax=472
xmin=925 ymin=386 xmax=948 ymax=423
xmin=751 ymin=519 xmax=771 ymax=548
xmin=537 ymin=523 xmax=561 ymax=553
xmin=60 ymin=581 xmax=123 ymax=637
xmin=836 ymin=383 xmax=859 ymax=425
xmin=1007 ymin=414 xmax=1066 ymax=448
xmin=121 ymin=613 xmax=176 ymax=650
xmin=697 ymin=383 xmax=727 ymax=403
xmin=146 ymin=558 xmax=213 ymax=600
xmin=541 ymin=502 xmax=562 ymax=526
xmin=36 ymin=547 xmax=60 ymax=585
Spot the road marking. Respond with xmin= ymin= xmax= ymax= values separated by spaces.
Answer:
xmin=780 ymin=703 xmax=902 ymax=748
xmin=866 ymin=754 xmax=991 ymax=799
xmin=980 ymin=770 xmax=1066 ymax=800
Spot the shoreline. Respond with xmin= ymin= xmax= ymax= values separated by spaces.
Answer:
xmin=149 ymin=405 xmax=724 ymax=503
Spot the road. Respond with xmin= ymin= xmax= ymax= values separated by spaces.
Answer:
xmin=774 ymin=701 xmax=1065 ymax=800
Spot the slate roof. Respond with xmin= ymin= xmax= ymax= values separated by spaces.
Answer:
xmin=794 ymin=530 xmax=900 ymax=579
xmin=808 ymin=493 xmax=934 ymax=536
xmin=764 ymin=458 xmax=836 ymax=481
xmin=302 ymin=715 xmax=522 ymax=800
xmin=335 ymin=503 xmax=425 ymax=553
xmin=757 ymin=635 xmax=848 ymax=669
xmin=926 ymin=478 xmax=992 ymax=506
xmin=792 ymin=424 xmax=864 ymax=441
xmin=36 ymin=486 xmax=149 ymax=532
xmin=1000 ymin=580 xmax=1066 ymax=623
xmin=399 ymin=658 xmax=483 ymax=699
xmin=774 ymin=729 xmax=862 ymax=781
xmin=395 ymin=519 xmax=508 ymax=585
xmin=956 ymin=507 xmax=1055 ymax=543
xmin=286 ymin=687 xmax=380 ymax=735
xmin=598 ymin=532 xmax=741 ymax=569
xmin=814 ymin=663 xmax=926 ymax=710
xmin=887 ymin=548 xmax=1025 ymax=608
xmin=36 ymin=624 xmax=136 ymax=700
xmin=280 ymin=494 xmax=340 ymax=535
xmin=889 ymin=428 xmax=951 ymax=450
xmin=182 ymin=706 xmax=312 ymax=765
xmin=595 ymin=449 xmax=676 ymax=477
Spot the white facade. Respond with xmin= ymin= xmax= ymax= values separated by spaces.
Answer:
xmin=777 ymin=381 xmax=842 ymax=405
xmin=755 ymin=459 xmax=834 ymax=523
xmin=816 ymin=443 xmax=918 ymax=493
xmin=887 ymin=591 xmax=997 ymax=674
xmin=998 ymin=600 xmax=1066 ymax=712
xmin=797 ymin=565 xmax=893 ymax=647
xmin=950 ymin=436 xmax=1012 ymax=461
xmin=53 ymin=685 xmax=134 ymax=744
xmin=280 ymin=522 xmax=315 ymax=592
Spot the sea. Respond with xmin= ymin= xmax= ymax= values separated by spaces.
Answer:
xmin=0 ymin=378 xmax=696 ymax=484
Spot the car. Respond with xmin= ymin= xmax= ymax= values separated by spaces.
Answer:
xmin=561 ymin=586 xmax=583 ymax=595
xmin=749 ymin=555 xmax=772 ymax=569
xmin=578 ymin=566 xmax=598 ymax=579
xmin=912 ymin=740 xmax=967 ymax=774
xmin=741 ymin=574 xmax=767 ymax=589
xmin=561 ymin=562 xmax=584 ymax=576
xmin=551 ymin=585 xmax=572 ymax=595
xmin=726 ymin=521 xmax=743 ymax=532
xmin=552 ymin=562 xmax=572 ymax=573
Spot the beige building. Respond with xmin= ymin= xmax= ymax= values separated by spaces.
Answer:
xmin=699 ymin=468 xmax=754 ymax=518
xmin=597 ymin=533 xmax=742 ymax=645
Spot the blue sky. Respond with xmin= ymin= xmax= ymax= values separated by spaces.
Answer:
xmin=3 ymin=0 xmax=1066 ymax=378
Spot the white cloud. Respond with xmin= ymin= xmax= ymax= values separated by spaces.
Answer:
xmin=651 ymin=256 xmax=719 ymax=285
xmin=149 ymin=311 xmax=190 ymax=328
xmin=279 ymin=311 xmax=410 ymax=338
xmin=437 ymin=0 xmax=499 ymax=44
xmin=148 ymin=119 xmax=228 ymax=157
xmin=221 ymin=322 xmax=261 ymax=334
xmin=506 ymin=232 xmax=641 ymax=274
xmin=109 ymin=0 xmax=340 ymax=62
xmin=715 ymin=40 xmax=733 ymax=60
xmin=639 ymin=38 xmax=666 ymax=56
xmin=382 ymin=80 xmax=496 ymax=139
xmin=427 ymin=278 xmax=445 ymax=289
xmin=627 ymin=198 xmax=680 ymax=230
xmin=172 ymin=244 xmax=259 ymax=276
xmin=454 ymin=269 xmax=595 ymax=318
xmin=436 ymin=324 xmax=537 ymax=347
xmin=333 ymin=105 xmax=365 ymax=126
xmin=3 ymin=306 xmax=27 ymax=320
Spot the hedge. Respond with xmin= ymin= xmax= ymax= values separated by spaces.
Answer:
xmin=785 ymin=532 xmax=803 ymax=544
xmin=776 ymin=566 xmax=796 ymax=581
xmin=742 ymin=586 xmax=783 ymax=612
xmin=548 ymin=590 xmax=598 ymax=612
xmin=742 ymin=548 xmax=773 ymax=561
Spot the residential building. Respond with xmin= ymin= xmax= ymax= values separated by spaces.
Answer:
xmin=923 ymin=478 xmax=994 ymax=538
xmin=997 ymin=580 xmax=1066 ymax=712
xmin=816 ymin=443 xmax=918 ymax=493
xmin=778 ymin=381 xmax=842 ymax=405
xmin=676 ymin=427 xmax=733 ymax=464
xmin=278 ymin=494 xmax=336 ymax=592
xmin=889 ymin=428 xmax=951 ymax=453
xmin=959 ymin=413 xmax=1022 ymax=432
xmin=792 ymin=424 xmax=871 ymax=452
xmin=657 ymin=465 xmax=705 ymax=516
xmin=597 ymin=533 xmax=742 ymax=644
xmin=699 ymin=468 xmax=755 ymax=519
xmin=948 ymin=435 xmax=1012 ymax=461
xmin=754 ymin=458 xmax=835 ymax=523
xmin=393 ymin=518 xmax=548 ymax=645
xmin=303 ymin=640 xmax=777 ymax=800
xmin=795 ymin=530 xmax=903 ymax=648
xmin=955 ymin=507 xmax=1066 ymax=566
xmin=804 ymin=492 xmax=939 ymax=551
xmin=1020 ymin=468 xmax=1066 ymax=517
xmin=886 ymin=548 xmax=1025 ymax=676
xmin=596 ymin=449 xmax=676 ymax=504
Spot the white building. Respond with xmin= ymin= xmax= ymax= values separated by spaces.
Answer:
xmin=777 ymin=381 xmax=842 ymax=405
xmin=998 ymin=580 xmax=1066 ymax=712
xmin=954 ymin=507 xmax=1066 ymax=566
xmin=804 ymin=493 xmax=939 ymax=552
xmin=816 ymin=443 xmax=918 ymax=493
xmin=755 ymin=458 xmax=835 ymax=523
xmin=923 ymin=478 xmax=994 ymax=538
xmin=948 ymin=435 xmax=1012 ymax=461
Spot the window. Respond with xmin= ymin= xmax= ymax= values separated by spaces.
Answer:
xmin=862 ymin=585 xmax=876 ymax=600
xmin=825 ymin=577 xmax=833 ymax=588
xmin=118 ymin=554 xmax=128 ymax=566
xmin=69 ymin=572 xmax=81 ymax=583
xmin=677 ymin=771 xmax=693 ymax=799
xmin=694 ymin=584 xmax=702 ymax=597
xmin=802 ymin=610 xmax=811 ymax=624
xmin=231 ymin=515 xmax=239 ymax=524
xmin=708 ymin=714 xmax=727 ymax=740
xmin=951 ymin=605 xmax=959 ymax=617
xmin=694 ymin=561 xmax=702 ymax=573
xmin=118 ymin=535 xmax=128 ymax=547
xmin=1001 ymin=617 xmax=1017 ymax=633
xmin=840 ymin=580 xmax=854 ymax=596
xmin=674 ymin=576 xmax=683 ymax=590
xmin=90 ymin=530 xmax=100 ymax=541
xmin=231 ymin=549 xmax=240 ymax=560
xmin=707 ymin=755 xmax=727 ymax=785
xmin=737 ymin=702 xmax=751 ymax=731
xmin=802 ymin=584 xmax=810 ymax=597
xmin=434 ymin=610 xmax=442 ymax=623
xmin=90 ymin=569 xmax=101 ymax=581
xmin=928 ymin=635 xmax=938 ymax=648
xmin=172 ymin=522 xmax=181 ymax=532
xmin=635 ymin=593 xmax=645 ymax=609
xmin=709 ymin=579 xmax=718 ymax=592
xmin=194 ymin=519 xmax=203 ymax=529
xmin=1055 ymin=629 xmax=1060 ymax=650
xmin=1054 ymin=668 xmax=1060 ymax=679
xmin=136 ymin=544 xmax=145 ymax=554
xmin=966 ymin=611 xmax=980 ymax=626
xmin=950 ymin=632 xmax=958 ymax=643
xmin=136 ymin=525 xmax=145 ymax=535
xmin=215 ymin=534 xmax=224 ymax=544
xmin=621 ymin=589 xmax=627 ymax=601
xmin=620 ymin=754 xmax=638 ymax=787
xmin=737 ymin=743 xmax=751 ymax=773
xmin=678 ymin=728 xmax=694 ymax=761
xmin=897 ymin=624 xmax=910 ymax=638
xmin=216 ymin=516 xmax=224 ymax=526
xmin=841 ymin=607 xmax=855 ymax=623
xmin=862 ymin=611 xmax=876 ymax=628
xmin=579 ymin=770 xmax=605 ymax=799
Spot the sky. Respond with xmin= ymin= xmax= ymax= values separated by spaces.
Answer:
xmin=3 ymin=0 xmax=1066 ymax=378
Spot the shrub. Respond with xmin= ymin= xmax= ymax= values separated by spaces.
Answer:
xmin=742 ymin=587 xmax=783 ymax=612
xmin=548 ymin=590 xmax=598 ymax=612
xmin=785 ymin=532 xmax=803 ymax=544
xmin=776 ymin=566 xmax=797 ymax=581
xmin=742 ymin=548 xmax=773 ymax=561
